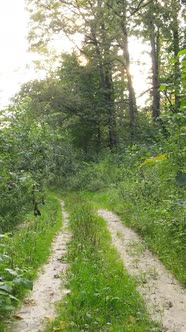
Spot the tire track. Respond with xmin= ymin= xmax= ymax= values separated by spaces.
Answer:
xmin=11 ymin=201 xmax=71 ymax=332
xmin=98 ymin=209 xmax=186 ymax=332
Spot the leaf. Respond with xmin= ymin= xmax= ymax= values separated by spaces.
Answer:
xmin=13 ymin=278 xmax=33 ymax=290
xmin=0 ymin=290 xmax=9 ymax=296
xmin=178 ymin=49 xmax=186 ymax=56
xmin=0 ymin=254 xmax=11 ymax=260
xmin=140 ymin=154 xmax=167 ymax=167
xmin=5 ymin=268 xmax=18 ymax=277
xmin=0 ymin=234 xmax=6 ymax=238
xmin=175 ymin=172 xmax=186 ymax=186
xmin=0 ymin=283 xmax=12 ymax=293
xmin=9 ymin=294 xmax=19 ymax=301
xmin=3 ymin=305 xmax=16 ymax=312
xmin=159 ymin=84 xmax=167 ymax=91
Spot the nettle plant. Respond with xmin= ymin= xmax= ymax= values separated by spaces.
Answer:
xmin=0 ymin=233 xmax=33 ymax=315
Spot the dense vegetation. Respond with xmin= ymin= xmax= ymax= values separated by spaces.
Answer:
xmin=0 ymin=0 xmax=186 ymax=327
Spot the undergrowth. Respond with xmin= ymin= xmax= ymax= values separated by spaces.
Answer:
xmin=46 ymin=194 xmax=159 ymax=332
xmin=0 ymin=193 xmax=62 ymax=331
xmin=64 ymin=122 xmax=186 ymax=287
xmin=83 ymin=149 xmax=186 ymax=286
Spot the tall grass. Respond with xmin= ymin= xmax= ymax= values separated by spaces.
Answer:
xmin=84 ymin=152 xmax=186 ymax=286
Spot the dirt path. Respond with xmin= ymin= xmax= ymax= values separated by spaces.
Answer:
xmin=98 ymin=209 xmax=186 ymax=332
xmin=11 ymin=201 xmax=71 ymax=332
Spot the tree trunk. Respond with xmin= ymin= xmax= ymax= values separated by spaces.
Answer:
xmin=172 ymin=0 xmax=180 ymax=111
xmin=104 ymin=67 xmax=117 ymax=148
xmin=120 ymin=21 xmax=137 ymax=136
xmin=90 ymin=23 xmax=117 ymax=149
xmin=150 ymin=27 xmax=160 ymax=119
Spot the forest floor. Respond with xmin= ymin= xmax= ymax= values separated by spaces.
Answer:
xmin=10 ymin=202 xmax=71 ymax=332
xmin=9 ymin=203 xmax=186 ymax=332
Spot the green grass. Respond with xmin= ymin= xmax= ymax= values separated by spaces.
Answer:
xmin=0 ymin=192 xmax=62 ymax=331
xmin=45 ymin=193 xmax=160 ymax=332
xmin=84 ymin=189 xmax=186 ymax=287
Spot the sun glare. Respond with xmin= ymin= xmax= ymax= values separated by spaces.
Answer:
xmin=129 ymin=38 xmax=151 ymax=106
xmin=0 ymin=2 xmax=151 ymax=109
xmin=0 ymin=0 xmax=31 ymax=106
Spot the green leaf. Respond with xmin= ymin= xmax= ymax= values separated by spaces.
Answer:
xmin=159 ymin=84 xmax=167 ymax=91
xmin=178 ymin=49 xmax=186 ymax=56
xmin=175 ymin=173 xmax=186 ymax=186
xmin=0 ymin=283 xmax=12 ymax=293
xmin=3 ymin=305 xmax=16 ymax=312
xmin=9 ymin=294 xmax=19 ymax=301
xmin=13 ymin=278 xmax=33 ymax=290
xmin=5 ymin=268 xmax=18 ymax=277
xmin=0 ymin=290 xmax=9 ymax=296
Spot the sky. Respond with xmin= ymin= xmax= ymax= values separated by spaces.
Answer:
xmin=0 ymin=0 xmax=81 ymax=108
xmin=0 ymin=1 xmax=150 ymax=109
xmin=0 ymin=0 xmax=36 ymax=107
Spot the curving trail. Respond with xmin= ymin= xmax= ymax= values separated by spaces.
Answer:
xmin=98 ymin=209 xmax=186 ymax=332
xmin=11 ymin=201 xmax=71 ymax=332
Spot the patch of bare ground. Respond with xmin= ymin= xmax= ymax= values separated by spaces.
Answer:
xmin=10 ymin=201 xmax=71 ymax=332
xmin=98 ymin=209 xmax=186 ymax=332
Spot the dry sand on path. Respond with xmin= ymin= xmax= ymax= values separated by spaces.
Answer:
xmin=98 ymin=209 xmax=186 ymax=332
xmin=11 ymin=201 xmax=71 ymax=332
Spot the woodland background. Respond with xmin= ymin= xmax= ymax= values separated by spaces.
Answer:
xmin=0 ymin=0 xmax=186 ymax=318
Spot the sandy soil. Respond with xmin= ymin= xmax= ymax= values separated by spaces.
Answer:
xmin=98 ymin=209 xmax=186 ymax=332
xmin=10 ymin=201 xmax=71 ymax=332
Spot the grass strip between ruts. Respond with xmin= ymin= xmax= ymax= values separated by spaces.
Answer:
xmin=82 ymin=190 xmax=186 ymax=287
xmin=46 ymin=193 xmax=160 ymax=332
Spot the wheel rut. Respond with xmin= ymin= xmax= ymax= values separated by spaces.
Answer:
xmin=98 ymin=209 xmax=186 ymax=332
xmin=9 ymin=204 xmax=186 ymax=332
xmin=11 ymin=201 xmax=71 ymax=332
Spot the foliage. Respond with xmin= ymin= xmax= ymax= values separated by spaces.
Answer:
xmin=84 ymin=124 xmax=186 ymax=285
xmin=63 ymin=153 xmax=118 ymax=192
xmin=0 ymin=97 xmax=61 ymax=231
xmin=0 ymin=0 xmax=186 ymax=322
xmin=26 ymin=0 xmax=186 ymax=125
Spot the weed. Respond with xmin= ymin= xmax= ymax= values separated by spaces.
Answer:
xmin=127 ymin=241 xmax=146 ymax=257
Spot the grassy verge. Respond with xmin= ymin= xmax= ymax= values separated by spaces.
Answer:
xmin=84 ymin=189 xmax=186 ymax=287
xmin=46 ymin=193 xmax=160 ymax=332
xmin=0 ymin=192 xmax=62 ymax=331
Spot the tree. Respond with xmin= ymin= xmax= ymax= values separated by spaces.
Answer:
xmin=13 ymin=53 xmax=107 ymax=153
xmin=26 ymin=0 xmax=140 ymax=146
xmin=26 ymin=0 xmax=117 ymax=148
xmin=132 ymin=0 xmax=184 ymax=117
xmin=0 ymin=99 xmax=52 ymax=231
xmin=107 ymin=0 xmax=138 ymax=133
xmin=162 ymin=0 xmax=183 ymax=111
xmin=26 ymin=0 xmax=185 ymax=145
